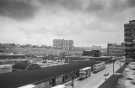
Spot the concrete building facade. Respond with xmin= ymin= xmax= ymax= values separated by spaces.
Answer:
xmin=124 ymin=20 xmax=135 ymax=61
xmin=107 ymin=43 xmax=125 ymax=56
xmin=53 ymin=39 xmax=74 ymax=50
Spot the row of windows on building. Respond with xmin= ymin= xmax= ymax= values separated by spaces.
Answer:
xmin=124 ymin=20 xmax=135 ymax=62
xmin=53 ymin=39 xmax=74 ymax=50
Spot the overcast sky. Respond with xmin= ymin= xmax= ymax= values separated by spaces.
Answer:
xmin=0 ymin=0 xmax=135 ymax=47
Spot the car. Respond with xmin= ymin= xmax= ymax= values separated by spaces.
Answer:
xmin=125 ymin=73 xmax=135 ymax=80
xmin=128 ymin=62 xmax=135 ymax=70
xmin=131 ymin=79 xmax=135 ymax=85
xmin=125 ymin=68 xmax=131 ymax=72
xmin=123 ymin=68 xmax=135 ymax=80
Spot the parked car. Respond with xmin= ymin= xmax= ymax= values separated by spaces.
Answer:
xmin=122 ymin=66 xmax=135 ymax=82
xmin=131 ymin=79 xmax=135 ymax=85
xmin=125 ymin=72 xmax=135 ymax=80
xmin=123 ymin=68 xmax=135 ymax=80
xmin=128 ymin=62 xmax=135 ymax=70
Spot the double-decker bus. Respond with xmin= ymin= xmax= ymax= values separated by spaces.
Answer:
xmin=93 ymin=61 xmax=105 ymax=73
xmin=78 ymin=66 xmax=91 ymax=80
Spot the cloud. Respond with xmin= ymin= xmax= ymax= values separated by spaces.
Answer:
xmin=0 ymin=0 xmax=135 ymax=20
xmin=0 ymin=0 xmax=38 ymax=20
xmin=127 ymin=0 xmax=135 ymax=7
xmin=38 ymin=0 xmax=135 ymax=12
xmin=0 ymin=0 xmax=135 ymax=46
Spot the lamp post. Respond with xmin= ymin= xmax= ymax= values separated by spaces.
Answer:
xmin=71 ymin=71 xmax=75 ymax=88
xmin=111 ymin=57 xmax=115 ymax=82
xmin=113 ymin=60 xmax=114 ymax=75
xmin=71 ymin=77 xmax=74 ymax=88
xmin=112 ymin=57 xmax=115 ymax=75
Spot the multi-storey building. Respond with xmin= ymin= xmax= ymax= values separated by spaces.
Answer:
xmin=53 ymin=39 xmax=74 ymax=50
xmin=107 ymin=43 xmax=125 ymax=56
xmin=124 ymin=20 xmax=135 ymax=61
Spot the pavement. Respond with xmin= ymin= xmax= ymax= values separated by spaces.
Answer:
xmin=66 ymin=61 xmax=124 ymax=88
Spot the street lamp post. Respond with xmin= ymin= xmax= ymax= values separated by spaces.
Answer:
xmin=112 ymin=57 xmax=115 ymax=75
xmin=113 ymin=60 xmax=114 ymax=75
xmin=71 ymin=77 xmax=74 ymax=88
xmin=71 ymin=72 xmax=75 ymax=88
xmin=112 ymin=57 xmax=116 ymax=82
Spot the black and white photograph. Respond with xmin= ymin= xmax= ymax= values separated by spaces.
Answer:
xmin=0 ymin=0 xmax=135 ymax=88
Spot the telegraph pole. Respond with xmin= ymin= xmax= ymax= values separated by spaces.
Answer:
xmin=113 ymin=59 xmax=115 ymax=75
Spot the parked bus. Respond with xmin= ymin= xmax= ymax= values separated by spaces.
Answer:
xmin=93 ymin=61 xmax=105 ymax=73
xmin=78 ymin=67 xmax=91 ymax=80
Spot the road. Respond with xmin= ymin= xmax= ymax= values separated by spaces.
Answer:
xmin=66 ymin=61 xmax=124 ymax=88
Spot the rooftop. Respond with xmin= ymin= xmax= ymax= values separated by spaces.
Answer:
xmin=129 ymin=20 xmax=135 ymax=24
xmin=0 ymin=60 xmax=94 ymax=88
